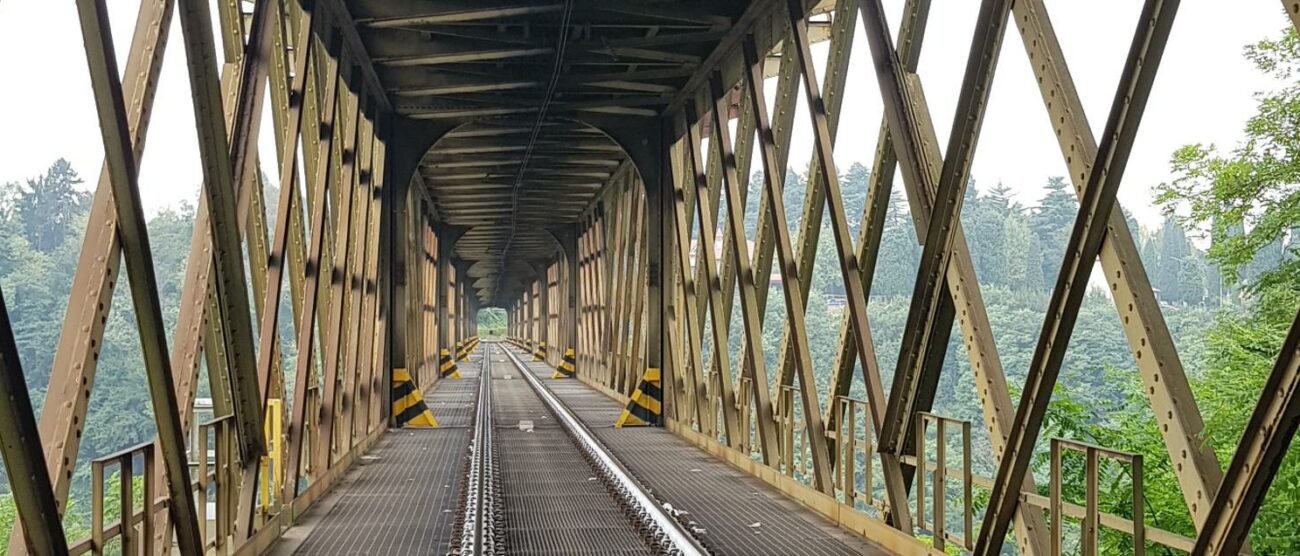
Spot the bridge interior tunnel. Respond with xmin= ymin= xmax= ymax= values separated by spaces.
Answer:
xmin=2 ymin=0 xmax=1298 ymax=554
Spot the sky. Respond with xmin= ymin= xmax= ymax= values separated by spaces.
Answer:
xmin=0 ymin=0 xmax=1289 ymax=233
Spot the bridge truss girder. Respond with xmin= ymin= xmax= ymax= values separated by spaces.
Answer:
xmin=0 ymin=1 xmax=1297 ymax=555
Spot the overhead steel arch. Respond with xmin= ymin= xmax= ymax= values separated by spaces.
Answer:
xmin=421 ymin=117 xmax=639 ymax=305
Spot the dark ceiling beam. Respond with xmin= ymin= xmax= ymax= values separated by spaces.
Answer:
xmin=354 ymin=0 xmax=734 ymax=28
xmin=321 ymin=0 xmax=391 ymax=112
xmin=422 ymin=170 xmax=614 ymax=180
xmin=433 ymin=138 xmax=624 ymax=151
xmin=377 ymin=65 xmax=695 ymax=94
xmin=358 ymin=2 xmax=563 ymax=27
xmin=575 ymin=106 xmax=658 ymax=117
xmin=430 ymin=185 xmax=606 ymax=193
xmin=584 ymin=80 xmax=677 ymax=94
xmin=604 ymin=29 xmax=730 ymax=48
xmin=353 ymin=0 xmax=561 ymax=24
xmin=592 ymin=4 xmax=732 ymax=27
xmin=589 ymin=46 xmax=701 ymax=65
xmin=376 ymin=46 xmax=553 ymax=67
xmin=403 ymin=106 xmax=533 ymax=119
xmin=391 ymin=79 xmax=539 ymax=96
xmin=425 ymin=181 xmax=609 ymax=190
xmin=424 ymin=157 xmax=621 ymax=167
xmin=398 ymin=94 xmax=671 ymax=117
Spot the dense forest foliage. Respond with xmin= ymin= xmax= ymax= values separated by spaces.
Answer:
xmin=0 ymin=27 xmax=1295 ymax=554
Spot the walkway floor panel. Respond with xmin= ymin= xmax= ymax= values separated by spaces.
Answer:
xmin=289 ymin=428 xmax=468 ymax=555
xmin=284 ymin=355 xmax=481 ymax=555
xmin=511 ymin=351 xmax=888 ymax=556
xmin=492 ymin=366 xmax=651 ymax=554
xmin=277 ymin=346 xmax=890 ymax=555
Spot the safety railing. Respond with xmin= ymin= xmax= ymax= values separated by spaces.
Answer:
xmin=195 ymin=415 xmax=237 ymax=553
xmin=829 ymin=395 xmax=886 ymax=513
xmin=1047 ymin=438 xmax=1145 ymax=556
xmin=302 ymin=385 xmax=320 ymax=483
xmin=914 ymin=412 xmax=973 ymax=552
xmin=699 ymin=371 xmax=756 ymax=456
xmin=70 ymin=442 xmax=158 ymax=555
xmin=674 ymin=372 xmax=1195 ymax=555
xmin=775 ymin=385 xmax=811 ymax=480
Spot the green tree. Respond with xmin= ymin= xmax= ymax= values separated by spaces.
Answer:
xmin=1031 ymin=176 xmax=1077 ymax=286
xmin=1150 ymin=27 xmax=1300 ymax=552
xmin=1157 ymin=29 xmax=1300 ymax=292
xmin=1155 ymin=215 xmax=1191 ymax=303
xmin=16 ymin=159 xmax=89 ymax=254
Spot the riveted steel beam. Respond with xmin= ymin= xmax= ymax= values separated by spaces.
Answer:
xmin=315 ymin=77 xmax=367 ymax=474
xmin=285 ymin=24 xmax=344 ymax=499
xmin=786 ymin=0 xmax=907 ymax=507
xmin=1014 ymin=0 xmax=1231 ymax=538
xmin=24 ymin=1 xmax=173 ymax=551
xmin=677 ymin=107 xmax=743 ymax=447
xmin=774 ymin=0 xmax=859 ymax=395
xmin=73 ymin=0 xmax=203 ymax=551
xmin=0 ymin=288 xmax=67 ymax=555
xmin=177 ymin=0 xmax=267 ymax=460
xmin=854 ymin=0 xmax=1050 ymax=548
xmin=876 ymin=0 xmax=1010 ymax=497
xmin=975 ymin=1 xmax=1179 ymax=551
xmin=716 ymin=67 xmax=841 ymax=491
xmin=670 ymin=124 xmax=733 ymax=441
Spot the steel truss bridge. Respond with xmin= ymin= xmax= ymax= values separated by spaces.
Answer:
xmin=0 ymin=0 xmax=1297 ymax=554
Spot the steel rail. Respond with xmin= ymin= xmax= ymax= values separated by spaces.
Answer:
xmin=499 ymin=344 xmax=708 ymax=555
xmin=457 ymin=345 xmax=501 ymax=554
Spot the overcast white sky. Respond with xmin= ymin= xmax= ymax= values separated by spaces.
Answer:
xmin=0 ymin=1 xmax=1289 ymax=231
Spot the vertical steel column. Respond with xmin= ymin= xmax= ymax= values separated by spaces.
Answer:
xmin=560 ymin=228 xmax=580 ymax=370
xmin=437 ymin=225 xmax=463 ymax=370
xmin=636 ymin=120 xmax=667 ymax=426
xmin=537 ymin=261 xmax=550 ymax=361
xmin=456 ymin=260 xmax=471 ymax=355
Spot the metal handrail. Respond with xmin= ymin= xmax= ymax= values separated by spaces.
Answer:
xmin=83 ymin=441 xmax=155 ymax=556
xmin=915 ymin=412 xmax=973 ymax=551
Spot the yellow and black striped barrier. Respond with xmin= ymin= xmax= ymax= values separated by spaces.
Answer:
xmin=553 ymin=347 xmax=576 ymax=379
xmin=615 ymin=367 xmax=661 ymax=427
xmin=532 ymin=341 xmax=546 ymax=362
xmin=456 ymin=340 xmax=468 ymax=362
xmin=392 ymin=368 xmax=437 ymax=428
xmin=439 ymin=347 xmax=461 ymax=379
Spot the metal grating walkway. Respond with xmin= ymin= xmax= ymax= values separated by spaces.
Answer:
xmin=490 ymin=351 xmax=651 ymax=555
xmin=273 ymin=347 xmax=890 ymax=555
xmin=508 ymin=349 xmax=889 ymax=556
xmin=278 ymin=355 xmax=481 ymax=555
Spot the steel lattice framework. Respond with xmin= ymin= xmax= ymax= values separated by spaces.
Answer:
xmin=0 ymin=0 xmax=1297 ymax=554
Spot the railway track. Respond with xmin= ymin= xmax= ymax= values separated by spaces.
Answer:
xmin=449 ymin=343 xmax=708 ymax=555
